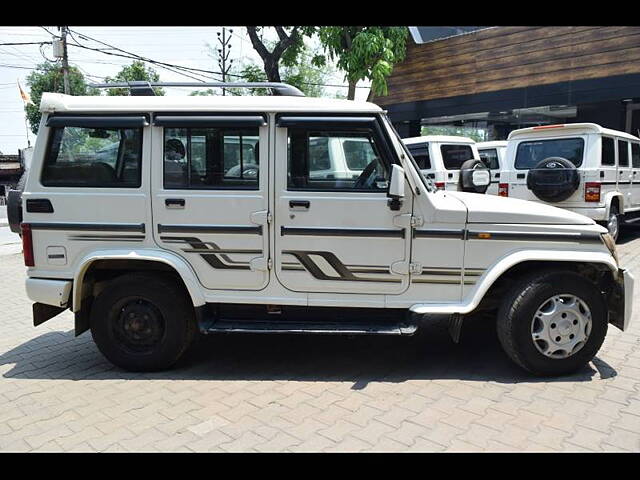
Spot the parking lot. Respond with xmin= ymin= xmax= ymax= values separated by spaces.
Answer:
xmin=0 ymin=229 xmax=639 ymax=452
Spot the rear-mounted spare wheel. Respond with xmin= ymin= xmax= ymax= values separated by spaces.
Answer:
xmin=7 ymin=189 xmax=23 ymax=234
xmin=526 ymin=157 xmax=580 ymax=203
xmin=459 ymin=159 xmax=490 ymax=194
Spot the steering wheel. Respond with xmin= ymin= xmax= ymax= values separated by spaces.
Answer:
xmin=353 ymin=160 xmax=379 ymax=189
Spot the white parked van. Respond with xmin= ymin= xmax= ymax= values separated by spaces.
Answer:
xmin=7 ymin=83 xmax=633 ymax=376
xmin=477 ymin=141 xmax=508 ymax=196
xmin=503 ymin=124 xmax=640 ymax=241
xmin=402 ymin=136 xmax=492 ymax=194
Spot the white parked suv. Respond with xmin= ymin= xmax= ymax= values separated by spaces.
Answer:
xmin=503 ymin=123 xmax=640 ymax=242
xmin=402 ymin=136 xmax=492 ymax=194
xmin=7 ymin=82 xmax=634 ymax=376
xmin=477 ymin=141 xmax=508 ymax=196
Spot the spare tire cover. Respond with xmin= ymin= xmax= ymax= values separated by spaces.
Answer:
xmin=459 ymin=159 xmax=490 ymax=194
xmin=7 ymin=170 xmax=27 ymax=234
xmin=526 ymin=157 xmax=579 ymax=203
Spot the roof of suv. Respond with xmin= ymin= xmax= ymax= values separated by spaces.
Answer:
xmin=403 ymin=135 xmax=476 ymax=145
xmin=476 ymin=141 xmax=507 ymax=148
xmin=39 ymin=92 xmax=383 ymax=114
xmin=508 ymin=123 xmax=640 ymax=142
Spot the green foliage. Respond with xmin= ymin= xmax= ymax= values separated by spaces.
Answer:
xmin=104 ymin=60 xmax=164 ymax=96
xmin=421 ymin=125 xmax=488 ymax=142
xmin=25 ymin=62 xmax=98 ymax=135
xmin=317 ymin=27 xmax=408 ymax=99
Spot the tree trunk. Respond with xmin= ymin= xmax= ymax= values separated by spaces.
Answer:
xmin=347 ymin=80 xmax=356 ymax=100
xmin=264 ymin=58 xmax=281 ymax=83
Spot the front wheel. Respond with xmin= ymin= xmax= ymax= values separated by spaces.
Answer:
xmin=496 ymin=270 xmax=608 ymax=376
xmin=90 ymin=273 xmax=196 ymax=372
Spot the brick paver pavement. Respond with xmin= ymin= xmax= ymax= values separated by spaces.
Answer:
xmin=1 ymin=229 xmax=640 ymax=452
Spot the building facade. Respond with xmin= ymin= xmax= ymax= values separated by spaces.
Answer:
xmin=374 ymin=26 xmax=640 ymax=140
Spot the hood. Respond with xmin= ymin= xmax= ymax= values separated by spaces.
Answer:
xmin=446 ymin=191 xmax=595 ymax=225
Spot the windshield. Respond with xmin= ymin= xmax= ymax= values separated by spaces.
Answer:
xmin=515 ymin=137 xmax=585 ymax=169
xmin=381 ymin=115 xmax=436 ymax=193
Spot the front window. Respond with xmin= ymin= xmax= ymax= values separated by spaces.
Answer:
xmin=440 ymin=144 xmax=474 ymax=170
xmin=42 ymin=126 xmax=142 ymax=187
xmin=515 ymin=138 xmax=585 ymax=169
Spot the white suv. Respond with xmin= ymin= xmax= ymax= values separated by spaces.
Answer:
xmin=477 ymin=141 xmax=508 ymax=196
xmin=402 ymin=136 xmax=492 ymax=194
xmin=8 ymin=83 xmax=633 ymax=376
xmin=503 ymin=123 xmax=640 ymax=242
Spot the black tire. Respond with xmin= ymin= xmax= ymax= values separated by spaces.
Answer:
xmin=526 ymin=157 xmax=580 ymax=203
xmin=90 ymin=273 xmax=197 ymax=372
xmin=496 ymin=269 xmax=608 ymax=376
xmin=606 ymin=204 xmax=621 ymax=243
xmin=459 ymin=159 xmax=490 ymax=194
xmin=7 ymin=169 xmax=27 ymax=234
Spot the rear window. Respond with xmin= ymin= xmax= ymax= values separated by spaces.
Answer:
xmin=42 ymin=126 xmax=142 ymax=187
xmin=602 ymin=137 xmax=615 ymax=166
xmin=632 ymin=143 xmax=640 ymax=168
xmin=478 ymin=148 xmax=499 ymax=169
xmin=618 ymin=140 xmax=629 ymax=167
xmin=440 ymin=144 xmax=474 ymax=170
xmin=515 ymin=138 xmax=584 ymax=170
xmin=406 ymin=143 xmax=431 ymax=169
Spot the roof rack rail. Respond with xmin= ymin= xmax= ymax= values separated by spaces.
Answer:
xmin=88 ymin=81 xmax=305 ymax=97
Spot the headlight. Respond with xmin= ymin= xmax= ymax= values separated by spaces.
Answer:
xmin=602 ymin=233 xmax=618 ymax=264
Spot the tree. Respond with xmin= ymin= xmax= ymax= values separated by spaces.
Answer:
xmin=104 ymin=60 xmax=164 ymax=96
xmin=316 ymin=27 xmax=409 ymax=100
xmin=245 ymin=27 xmax=316 ymax=83
xmin=25 ymin=62 xmax=98 ymax=135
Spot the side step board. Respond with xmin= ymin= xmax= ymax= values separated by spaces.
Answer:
xmin=199 ymin=319 xmax=418 ymax=336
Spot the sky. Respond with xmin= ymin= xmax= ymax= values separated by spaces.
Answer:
xmin=0 ymin=26 xmax=371 ymax=154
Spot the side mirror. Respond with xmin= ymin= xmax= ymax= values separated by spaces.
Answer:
xmin=387 ymin=164 xmax=405 ymax=211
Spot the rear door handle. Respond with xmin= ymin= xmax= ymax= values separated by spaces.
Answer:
xmin=165 ymin=198 xmax=185 ymax=209
xmin=289 ymin=200 xmax=310 ymax=210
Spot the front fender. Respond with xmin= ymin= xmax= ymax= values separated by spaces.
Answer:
xmin=72 ymin=248 xmax=206 ymax=312
xmin=410 ymin=248 xmax=616 ymax=315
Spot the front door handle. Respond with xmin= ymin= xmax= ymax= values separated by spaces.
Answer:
xmin=165 ymin=198 xmax=185 ymax=209
xmin=289 ymin=200 xmax=310 ymax=210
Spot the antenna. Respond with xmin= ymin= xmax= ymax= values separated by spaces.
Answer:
xmin=89 ymin=81 xmax=305 ymax=97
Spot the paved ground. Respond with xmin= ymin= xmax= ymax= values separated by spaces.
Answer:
xmin=1 ymin=231 xmax=640 ymax=452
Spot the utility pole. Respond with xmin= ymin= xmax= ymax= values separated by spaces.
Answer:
xmin=216 ymin=27 xmax=233 ymax=96
xmin=58 ymin=26 xmax=70 ymax=94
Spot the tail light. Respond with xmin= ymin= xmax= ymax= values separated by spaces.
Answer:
xmin=21 ymin=223 xmax=34 ymax=267
xmin=585 ymin=182 xmax=601 ymax=202
xmin=434 ymin=182 xmax=445 ymax=190
xmin=498 ymin=183 xmax=509 ymax=197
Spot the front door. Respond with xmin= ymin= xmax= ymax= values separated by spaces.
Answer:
xmin=273 ymin=115 xmax=411 ymax=295
xmin=151 ymin=114 xmax=270 ymax=291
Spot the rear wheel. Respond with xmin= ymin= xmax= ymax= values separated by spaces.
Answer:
xmin=606 ymin=204 xmax=620 ymax=242
xmin=496 ymin=270 xmax=608 ymax=376
xmin=90 ymin=273 xmax=196 ymax=372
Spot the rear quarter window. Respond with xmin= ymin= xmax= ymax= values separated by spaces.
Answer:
xmin=515 ymin=137 xmax=584 ymax=169
xmin=440 ymin=144 xmax=474 ymax=170
xmin=41 ymin=126 xmax=143 ymax=187
xmin=406 ymin=143 xmax=430 ymax=169
xmin=601 ymin=137 xmax=615 ymax=166
xmin=478 ymin=148 xmax=499 ymax=169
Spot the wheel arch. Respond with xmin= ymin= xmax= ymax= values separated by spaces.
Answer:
xmin=72 ymin=249 xmax=206 ymax=313
xmin=410 ymin=249 xmax=617 ymax=315
xmin=605 ymin=191 xmax=624 ymax=216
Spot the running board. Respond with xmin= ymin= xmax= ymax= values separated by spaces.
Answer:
xmin=199 ymin=319 xmax=418 ymax=336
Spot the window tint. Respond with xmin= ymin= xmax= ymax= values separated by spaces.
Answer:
xmin=632 ymin=143 xmax=640 ymax=168
xmin=288 ymin=129 xmax=389 ymax=191
xmin=478 ymin=148 xmax=499 ymax=169
xmin=602 ymin=137 xmax=615 ymax=166
xmin=440 ymin=144 xmax=474 ymax=170
xmin=515 ymin=138 xmax=585 ymax=169
xmin=42 ymin=126 xmax=142 ymax=187
xmin=618 ymin=140 xmax=629 ymax=167
xmin=406 ymin=143 xmax=431 ymax=169
xmin=164 ymin=127 xmax=259 ymax=189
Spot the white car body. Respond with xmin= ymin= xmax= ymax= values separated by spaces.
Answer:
xmin=502 ymin=123 xmax=640 ymax=238
xmin=477 ymin=141 xmax=508 ymax=195
xmin=13 ymin=92 xmax=634 ymax=374
xmin=402 ymin=136 xmax=498 ymax=194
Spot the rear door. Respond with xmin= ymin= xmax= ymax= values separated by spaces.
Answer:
xmin=151 ymin=113 xmax=270 ymax=291
xmin=440 ymin=143 xmax=476 ymax=191
xmin=631 ymin=142 xmax=640 ymax=208
xmin=273 ymin=115 xmax=411 ymax=295
xmin=617 ymin=138 xmax=632 ymax=210
xmin=478 ymin=147 xmax=501 ymax=195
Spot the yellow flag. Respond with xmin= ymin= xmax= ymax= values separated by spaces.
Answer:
xmin=17 ymin=80 xmax=33 ymax=105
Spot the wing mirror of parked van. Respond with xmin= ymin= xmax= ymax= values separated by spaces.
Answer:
xmin=387 ymin=164 xmax=405 ymax=211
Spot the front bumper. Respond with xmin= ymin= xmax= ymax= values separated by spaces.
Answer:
xmin=609 ymin=268 xmax=634 ymax=331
